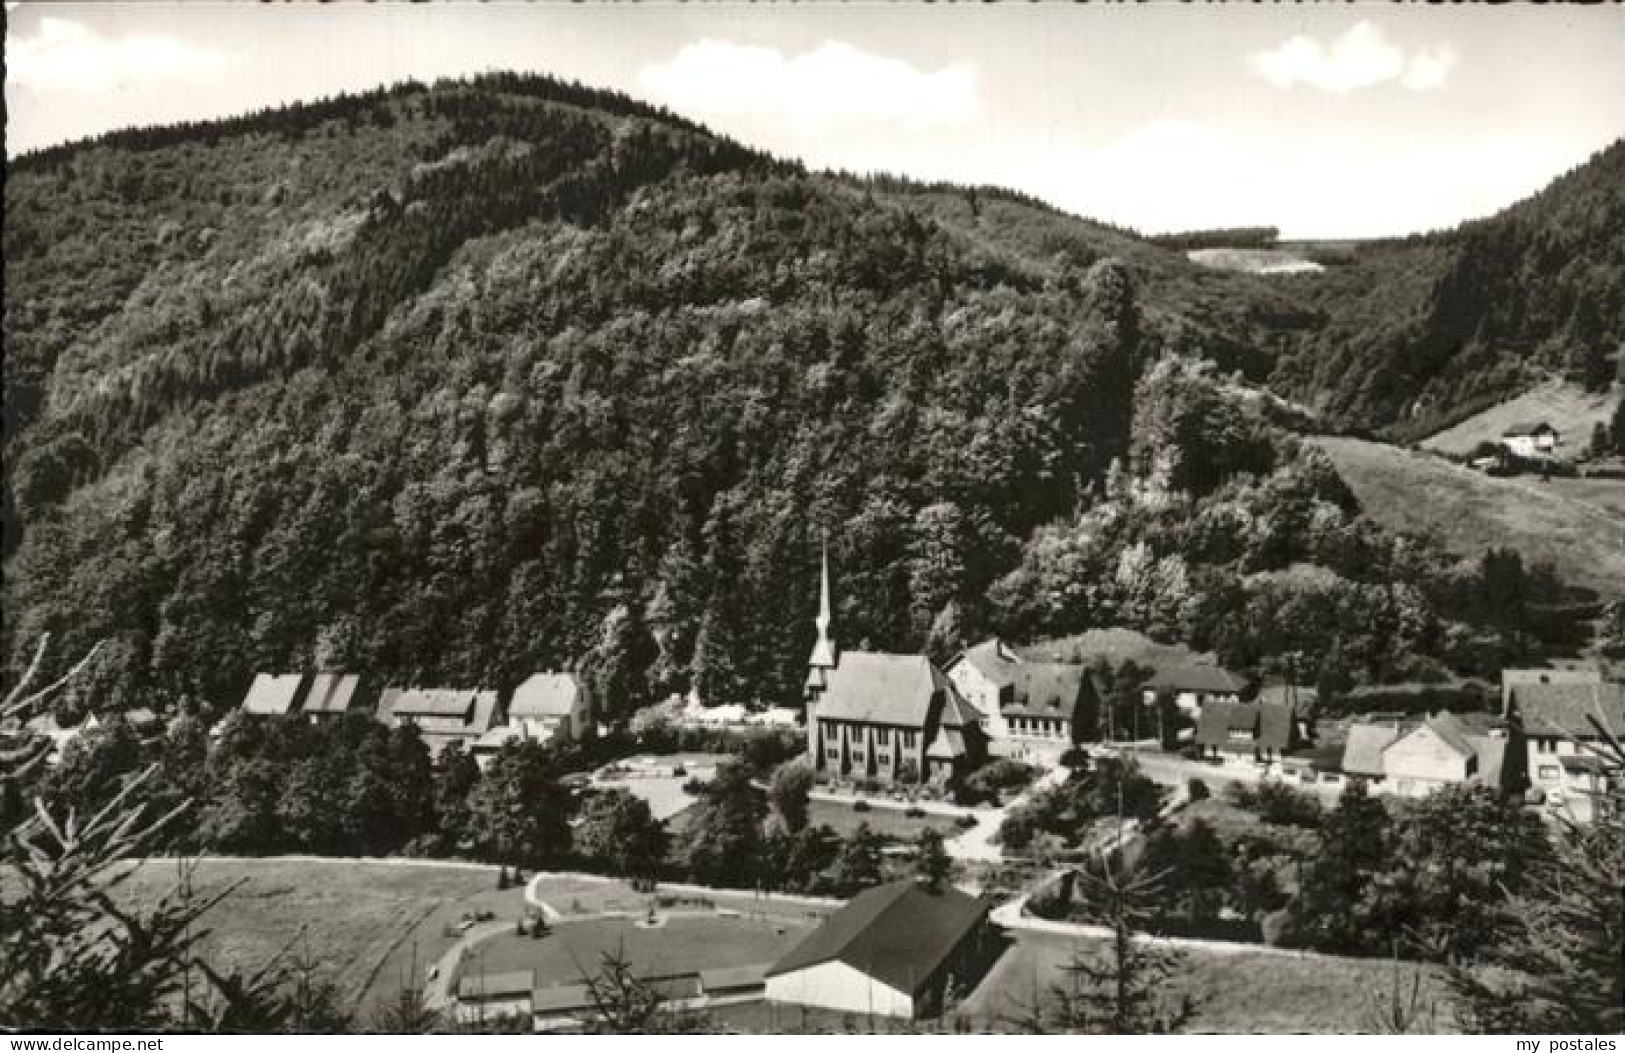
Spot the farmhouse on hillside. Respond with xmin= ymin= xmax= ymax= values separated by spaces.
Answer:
xmin=764 ymin=879 xmax=993 ymax=1019
xmin=508 ymin=671 xmax=593 ymax=744
xmin=946 ymin=638 xmax=1103 ymax=761
xmin=1192 ymin=697 xmax=1306 ymax=765
xmin=1339 ymin=712 xmax=1515 ymax=797
xmin=238 ymin=671 xmax=372 ymax=723
xmin=1504 ymin=679 xmax=1625 ymax=805
xmin=1498 ymin=421 xmax=1560 ymax=460
xmin=805 ymin=548 xmax=987 ymax=785
xmin=377 ymin=686 xmax=504 ymax=760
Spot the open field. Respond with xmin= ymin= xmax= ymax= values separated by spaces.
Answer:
xmin=1187 ymin=248 xmax=1325 ymax=275
xmin=105 ymin=857 xmax=507 ymax=1021
xmin=962 ymin=930 xmax=1454 ymax=1033
xmin=1420 ymin=379 xmax=1620 ymax=460
xmin=1311 ymin=436 xmax=1625 ymax=598
xmin=464 ymin=913 xmax=814 ymax=987
xmin=805 ymin=799 xmax=964 ymax=842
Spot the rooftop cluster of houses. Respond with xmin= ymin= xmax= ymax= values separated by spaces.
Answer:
xmin=235 ymin=669 xmax=593 ymax=767
xmin=457 ymin=877 xmax=993 ymax=1027
xmin=801 ymin=549 xmax=1269 ymax=786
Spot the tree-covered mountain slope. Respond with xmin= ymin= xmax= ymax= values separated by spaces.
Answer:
xmin=1266 ymin=138 xmax=1625 ymax=439
xmin=1 ymin=74 xmax=1603 ymax=715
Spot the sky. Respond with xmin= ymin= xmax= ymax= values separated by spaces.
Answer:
xmin=6 ymin=3 xmax=1623 ymax=238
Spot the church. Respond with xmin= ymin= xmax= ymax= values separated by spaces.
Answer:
xmin=804 ymin=547 xmax=988 ymax=786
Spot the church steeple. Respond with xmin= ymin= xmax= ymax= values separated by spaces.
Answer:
xmin=810 ymin=538 xmax=838 ymax=671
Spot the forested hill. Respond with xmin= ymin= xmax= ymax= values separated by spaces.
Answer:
xmin=1 ymin=74 xmax=1162 ymax=709
xmin=1265 ymin=137 xmax=1625 ymax=439
xmin=0 ymin=74 xmax=1592 ymax=716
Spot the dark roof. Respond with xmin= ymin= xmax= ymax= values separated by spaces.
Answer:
xmin=699 ymin=963 xmax=768 ymax=992
xmin=302 ymin=673 xmax=362 ymax=714
xmin=530 ymin=974 xmax=701 ymax=1015
xmin=765 ymin=880 xmax=989 ymax=994
xmin=1005 ymin=663 xmax=1086 ymax=720
xmin=241 ymin=673 xmax=305 ymax=716
xmin=511 ymin=672 xmax=586 ymax=719
xmin=1146 ymin=664 xmax=1249 ymax=695
xmin=1510 ymin=682 xmax=1625 ymax=739
xmin=817 ymin=652 xmax=959 ymax=728
xmin=1194 ymin=700 xmax=1296 ymax=751
xmin=458 ymin=969 xmax=535 ymax=1000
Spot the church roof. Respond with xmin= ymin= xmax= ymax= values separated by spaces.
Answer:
xmin=816 ymin=652 xmax=953 ymax=728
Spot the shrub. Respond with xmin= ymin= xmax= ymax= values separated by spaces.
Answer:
xmin=852 ymin=799 xmax=871 ymax=813
xmin=1058 ymin=747 xmax=1089 ymax=770
xmin=1186 ymin=778 xmax=1210 ymax=802
xmin=905 ymin=806 xmax=926 ymax=818
xmin=1255 ymin=781 xmax=1321 ymax=828
xmin=955 ymin=813 xmax=977 ymax=828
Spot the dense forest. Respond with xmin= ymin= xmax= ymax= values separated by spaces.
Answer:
xmin=1 ymin=73 xmax=1609 ymax=718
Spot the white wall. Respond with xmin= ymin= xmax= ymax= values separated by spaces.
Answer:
xmin=766 ymin=960 xmax=915 ymax=1019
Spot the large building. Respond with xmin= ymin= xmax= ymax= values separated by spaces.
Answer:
xmin=508 ymin=671 xmax=593 ymax=744
xmin=805 ymin=549 xmax=987 ymax=785
xmin=1504 ymin=678 xmax=1625 ymax=805
xmin=377 ymin=686 xmax=504 ymax=761
xmin=764 ymin=879 xmax=992 ymax=1019
xmin=946 ymin=639 xmax=1100 ymax=761
xmin=238 ymin=672 xmax=370 ymax=723
xmin=1192 ymin=698 xmax=1306 ymax=765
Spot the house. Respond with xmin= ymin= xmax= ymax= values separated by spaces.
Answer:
xmin=945 ymin=639 xmax=1101 ymax=760
xmin=1340 ymin=712 xmax=1514 ymax=797
xmin=1142 ymin=663 xmax=1250 ymax=717
xmin=764 ymin=879 xmax=992 ymax=1019
xmin=377 ymin=686 xmax=504 ymax=761
xmin=238 ymin=671 xmax=370 ymax=722
xmin=1504 ymin=679 xmax=1625 ymax=803
xmin=509 ymin=671 xmax=592 ymax=744
xmin=806 ymin=549 xmax=987 ymax=785
xmin=1499 ymin=421 xmax=1560 ymax=460
xmin=456 ymin=969 xmax=536 ymax=1025
xmin=1192 ymin=699 xmax=1303 ymax=764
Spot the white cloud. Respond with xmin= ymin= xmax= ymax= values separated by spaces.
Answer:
xmin=8 ymin=17 xmax=227 ymax=95
xmin=1252 ymin=22 xmax=1456 ymax=94
xmin=1401 ymin=44 xmax=1459 ymax=91
xmin=637 ymin=38 xmax=979 ymax=134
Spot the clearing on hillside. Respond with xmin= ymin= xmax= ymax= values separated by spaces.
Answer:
xmin=1310 ymin=436 xmax=1625 ymax=598
xmin=1419 ymin=379 xmax=1621 ymax=460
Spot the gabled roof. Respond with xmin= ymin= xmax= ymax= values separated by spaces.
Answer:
xmin=1414 ymin=712 xmax=1476 ymax=758
xmin=241 ymin=673 xmax=306 ymax=716
xmin=816 ymin=652 xmax=952 ymax=727
xmin=765 ymin=880 xmax=989 ymax=994
xmin=1193 ymin=701 xmax=1256 ymax=747
xmin=1510 ymin=682 xmax=1625 ymax=739
xmin=385 ymin=688 xmax=484 ymax=719
xmin=511 ymin=672 xmax=585 ymax=719
xmin=1502 ymin=421 xmax=1556 ymax=437
xmin=700 ymin=963 xmax=768 ymax=992
xmin=952 ymin=639 xmax=1022 ymax=688
xmin=302 ymin=673 xmax=362 ymax=714
xmin=1340 ymin=722 xmax=1403 ymax=776
xmin=1005 ymin=664 xmax=1086 ymax=720
xmin=1146 ymin=664 xmax=1249 ymax=695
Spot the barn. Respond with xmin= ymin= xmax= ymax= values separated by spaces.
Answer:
xmin=763 ymin=879 xmax=991 ymax=1019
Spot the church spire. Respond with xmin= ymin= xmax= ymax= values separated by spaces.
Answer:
xmin=809 ymin=535 xmax=838 ymax=672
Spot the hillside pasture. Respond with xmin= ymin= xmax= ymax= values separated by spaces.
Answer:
xmin=1419 ymin=379 xmax=1620 ymax=460
xmin=1186 ymin=248 xmax=1325 ymax=275
xmin=963 ymin=930 xmax=1454 ymax=1033
xmin=104 ymin=857 xmax=504 ymax=1019
xmin=1311 ymin=436 xmax=1625 ymax=598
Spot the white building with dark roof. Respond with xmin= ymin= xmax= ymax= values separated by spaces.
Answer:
xmin=946 ymin=638 xmax=1100 ymax=761
xmin=764 ymin=879 xmax=992 ymax=1019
